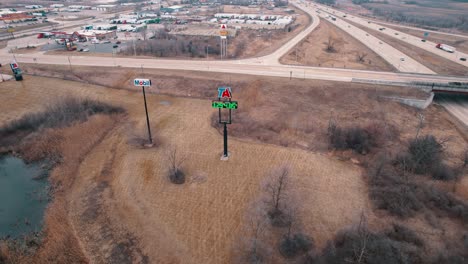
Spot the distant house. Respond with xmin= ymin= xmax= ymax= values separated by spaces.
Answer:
xmin=0 ymin=13 xmax=34 ymax=23
xmin=96 ymin=5 xmax=117 ymax=12
xmin=25 ymin=5 xmax=43 ymax=9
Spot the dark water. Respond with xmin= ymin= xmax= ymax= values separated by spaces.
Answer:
xmin=0 ymin=156 xmax=49 ymax=239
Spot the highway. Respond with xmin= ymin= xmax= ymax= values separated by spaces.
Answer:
xmin=1 ymin=0 xmax=468 ymax=86
xmin=437 ymin=95 xmax=468 ymax=128
xmin=312 ymin=2 xmax=468 ymax=68
xmin=313 ymin=10 xmax=434 ymax=74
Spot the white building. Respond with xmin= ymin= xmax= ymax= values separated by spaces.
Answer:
xmin=25 ymin=5 xmax=43 ymax=9
xmin=96 ymin=5 xmax=117 ymax=12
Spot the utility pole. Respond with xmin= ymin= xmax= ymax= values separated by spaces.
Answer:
xmin=67 ymin=56 xmax=72 ymax=72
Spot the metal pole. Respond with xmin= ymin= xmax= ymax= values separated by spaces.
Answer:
xmin=142 ymin=86 xmax=153 ymax=145
xmin=223 ymin=122 xmax=228 ymax=157
xmin=68 ymin=56 xmax=72 ymax=72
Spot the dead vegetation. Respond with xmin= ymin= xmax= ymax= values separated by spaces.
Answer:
xmin=0 ymin=98 xmax=125 ymax=263
xmin=1 ymin=69 xmax=466 ymax=263
xmin=166 ymin=146 xmax=187 ymax=184
xmin=0 ymin=97 xmax=124 ymax=150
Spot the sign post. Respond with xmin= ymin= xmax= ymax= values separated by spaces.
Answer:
xmin=212 ymin=86 xmax=237 ymax=159
xmin=134 ymin=78 xmax=153 ymax=146
xmin=219 ymin=24 xmax=228 ymax=59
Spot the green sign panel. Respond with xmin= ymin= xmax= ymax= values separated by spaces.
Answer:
xmin=212 ymin=101 xmax=238 ymax=109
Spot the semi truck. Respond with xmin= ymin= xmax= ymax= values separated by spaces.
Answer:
xmin=436 ymin=43 xmax=455 ymax=53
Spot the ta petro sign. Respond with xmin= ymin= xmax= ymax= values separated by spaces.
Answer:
xmin=134 ymin=78 xmax=151 ymax=87
xmin=212 ymin=100 xmax=238 ymax=109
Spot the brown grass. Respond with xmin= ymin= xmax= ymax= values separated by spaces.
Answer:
xmin=0 ymin=71 xmax=465 ymax=263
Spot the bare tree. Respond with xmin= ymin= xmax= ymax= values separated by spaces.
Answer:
xmin=325 ymin=36 xmax=336 ymax=53
xmin=263 ymin=166 xmax=291 ymax=226
xmin=353 ymin=213 xmax=371 ymax=264
xmin=235 ymin=202 xmax=269 ymax=264
xmin=356 ymin=52 xmax=368 ymax=63
xmin=463 ymin=149 xmax=468 ymax=168
xmin=415 ymin=113 xmax=425 ymax=139
xmin=139 ymin=26 xmax=148 ymax=41
xmin=166 ymin=146 xmax=187 ymax=184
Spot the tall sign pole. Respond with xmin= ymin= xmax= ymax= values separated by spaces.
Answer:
xmin=212 ymin=86 xmax=238 ymax=159
xmin=134 ymin=78 xmax=153 ymax=146
xmin=219 ymin=24 xmax=228 ymax=59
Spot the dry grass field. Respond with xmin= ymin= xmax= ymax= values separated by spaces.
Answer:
xmin=0 ymin=75 xmax=368 ymax=263
xmin=280 ymin=19 xmax=395 ymax=71
xmin=0 ymin=68 xmax=466 ymax=263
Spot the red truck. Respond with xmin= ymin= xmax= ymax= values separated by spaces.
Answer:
xmin=436 ymin=43 xmax=455 ymax=53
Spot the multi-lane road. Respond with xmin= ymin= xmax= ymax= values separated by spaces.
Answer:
xmin=1 ymin=0 xmax=468 ymax=86
xmin=313 ymin=3 xmax=468 ymax=67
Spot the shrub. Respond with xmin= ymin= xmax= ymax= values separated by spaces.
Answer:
xmin=279 ymin=233 xmax=313 ymax=258
xmin=0 ymin=98 xmax=124 ymax=146
xmin=166 ymin=146 xmax=186 ymax=185
xmin=328 ymin=125 xmax=378 ymax=154
xmin=431 ymin=163 xmax=457 ymax=181
xmin=371 ymin=183 xmax=424 ymax=218
xmin=406 ymin=135 xmax=443 ymax=174
xmin=322 ymin=228 xmax=414 ymax=264
xmin=385 ymin=224 xmax=423 ymax=247
xmin=169 ymin=168 xmax=185 ymax=184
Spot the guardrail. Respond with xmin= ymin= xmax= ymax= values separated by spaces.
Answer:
xmin=352 ymin=78 xmax=468 ymax=93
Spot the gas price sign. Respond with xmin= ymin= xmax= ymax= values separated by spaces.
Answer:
xmin=212 ymin=100 xmax=238 ymax=109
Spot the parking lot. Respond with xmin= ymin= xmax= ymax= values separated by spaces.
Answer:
xmin=40 ymin=41 xmax=126 ymax=54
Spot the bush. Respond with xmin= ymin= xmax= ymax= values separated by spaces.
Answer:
xmin=322 ymin=228 xmax=415 ymax=264
xmin=168 ymin=168 xmax=185 ymax=184
xmin=279 ymin=233 xmax=313 ymax=258
xmin=371 ymin=183 xmax=424 ymax=218
xmin=0 ymin=98 xmax=124 ymax=146
xmin=328 ymin=124 xmax=379 ymax=154
xmin=385 ymin=224 xmax=423 ymax=247
xmin=431 ymin=163 xmax=457 ymax=181
xmin=406 ymin=135 xmax=442 ymax=174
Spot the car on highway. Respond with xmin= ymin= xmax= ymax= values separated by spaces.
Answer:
xmin=102 ymin=40 xmax=111 ymax=44
xmin=460 ymin=58 xmax=467 ymax=61
xmin=421 ymin=39 xmax=427 ymax=42
xmin=116 ymin=41 xmax=121 ymax=44
xmin=113 ymin=44 xmax=118 ymax=48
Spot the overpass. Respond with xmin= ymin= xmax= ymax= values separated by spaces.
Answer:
xmin=412 ymin=82 xmax=468 ymax=95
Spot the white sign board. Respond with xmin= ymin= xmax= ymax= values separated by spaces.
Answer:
xmin=134 ymin=78 xmax=151 ymax=86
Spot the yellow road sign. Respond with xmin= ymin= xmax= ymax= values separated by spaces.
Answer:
xmin=219 ymin=30 xmax=228 ymax=36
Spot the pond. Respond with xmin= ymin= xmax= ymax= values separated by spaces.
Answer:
xmin=0 ymin=156 xmax=49 ymax=239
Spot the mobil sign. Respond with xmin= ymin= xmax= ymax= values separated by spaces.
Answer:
xmin=134 ymin=78 xmax=151 ymax=87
